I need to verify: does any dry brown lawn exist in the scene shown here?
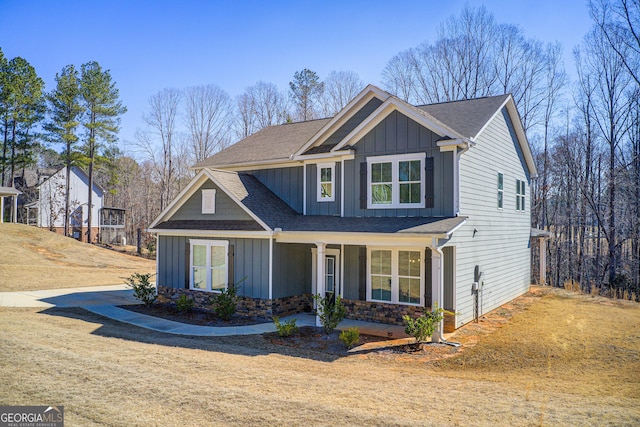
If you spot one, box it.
[0,223,155,291]
[1,287,639,426]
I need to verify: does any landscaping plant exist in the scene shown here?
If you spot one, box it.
[403,303,446,344]
[176,294,194,313]
[211,284,239,321]
[125,272,156,307]
[339,327,360,349]
[273,316,298,337]
[313,293,346,334]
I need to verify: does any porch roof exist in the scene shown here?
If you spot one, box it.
[280,215,467,235]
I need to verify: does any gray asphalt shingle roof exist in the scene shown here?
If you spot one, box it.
[416,94,510,139]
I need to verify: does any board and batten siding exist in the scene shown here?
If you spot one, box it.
[272,243,312,298]
[157,235,271,299]
[247,167,304,213]
[448,107,531,327]
[170,181,253,221]
[342,110,455,218]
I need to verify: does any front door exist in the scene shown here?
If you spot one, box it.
[325,255,337,298]
[311,248,341,303]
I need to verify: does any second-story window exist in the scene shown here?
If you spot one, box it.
[516,179,526,211]
[367,153,425,209]
[497,172,504,209]
[317,162,335,202]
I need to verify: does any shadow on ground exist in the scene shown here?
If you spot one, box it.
[39,306,346,363]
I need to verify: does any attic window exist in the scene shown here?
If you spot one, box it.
[202,189,216,214]
[317,162,335,202]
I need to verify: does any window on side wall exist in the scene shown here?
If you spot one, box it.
[317,162,335,202]
[516,179,526,212]
[190,240,228,292]
[497,172,504,209]
[368,247,423,306]
[367,153,425,209]
[202,189,216,214]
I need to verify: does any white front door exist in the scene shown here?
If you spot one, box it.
[312,248,341,299]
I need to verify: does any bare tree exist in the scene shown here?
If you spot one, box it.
[236,81,288,138]
[319,70,365,116]
[137,88,181,211]
[381,50,416,103]
[184,84,233,162]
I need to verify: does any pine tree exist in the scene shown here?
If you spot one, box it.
[79,61,126,243]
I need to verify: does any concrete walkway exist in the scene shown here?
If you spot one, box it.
[0,285,409,338]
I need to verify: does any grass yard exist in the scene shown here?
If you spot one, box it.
[1,288,639,426]
[0,223,155,291]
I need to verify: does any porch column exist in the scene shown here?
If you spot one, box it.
[12,195,18,223]
[0,197,4,223]
[539,237,546,285]
[315,242,326,327]
[431,244,444,343]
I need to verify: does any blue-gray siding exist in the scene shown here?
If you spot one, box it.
[247,167,304,213]
[342,111,454,217]
[272,243,312,298]
[158,235,270,299]
[171,181,253,221]
[305,162,341,216]
[320,97,384,147]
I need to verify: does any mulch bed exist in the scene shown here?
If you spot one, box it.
[122,303,270,327]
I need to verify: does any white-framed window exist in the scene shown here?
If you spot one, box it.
[367,247,424,306]
[516,179,526,212]
[497,172,504,209]
[317,162,335,202]
[202,189,216,214]
[189,239,228,292]
[367,153,425,209]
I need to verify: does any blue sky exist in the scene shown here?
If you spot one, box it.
[1,0,593,152]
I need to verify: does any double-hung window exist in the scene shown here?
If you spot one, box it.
[317,162,335,202]
[497,173,504,209]
[516,179,526,212]
[367,153,425,209]
[368,247,424,306]
[190,240,228,292]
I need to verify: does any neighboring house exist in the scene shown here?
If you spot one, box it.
[148,85,537,335]
[27,166,104,243]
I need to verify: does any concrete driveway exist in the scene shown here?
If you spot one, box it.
[0,284,138,308]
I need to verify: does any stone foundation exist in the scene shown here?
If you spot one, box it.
[157,286,313,319]
[342,299,428,325]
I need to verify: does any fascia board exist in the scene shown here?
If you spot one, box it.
[190,159,301,173]
[293,85,391,157]
[274,230,449,246]
[148,229,273,238]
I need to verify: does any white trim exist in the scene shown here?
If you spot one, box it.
[340,158,345,217]
[294,85,391,157]
[275,230,450,246]
[268,236,273,299]
[189,239,229,293]
[150,229,273,238]
[316,162,335,202]
[192,159,302,173]
[295,152,355,162]
[367,153,426,209]
[366,246,425,306]
[311,247,341,298]
[201,189,216,214]
[453,149,460,215]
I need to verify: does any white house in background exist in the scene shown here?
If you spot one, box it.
[27,166,103,242]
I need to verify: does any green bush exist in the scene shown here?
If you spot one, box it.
[176,294,194,313]
[273,316,298,337]
[211,285,239,321]
[125,272,156,307]
[403,304,446,344]
[339,327,360,349]
[313,293,346,334]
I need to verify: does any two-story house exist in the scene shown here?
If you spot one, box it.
[148,85,536,335]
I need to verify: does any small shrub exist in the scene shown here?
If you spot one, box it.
[339,327,360,349]
[403,304,446,344]
[176,294,194,313]
[211,285,239,321]
[313,293,346,334]
[273,316,298,337]
[125,272,156,307]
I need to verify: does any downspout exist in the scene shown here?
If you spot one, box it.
[431,241,445,343]
[269,230,277,300]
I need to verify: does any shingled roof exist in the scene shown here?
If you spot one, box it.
[194,118,331,169]
[416,94,510,140]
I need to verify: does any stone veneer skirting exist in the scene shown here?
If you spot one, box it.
[342,299,427,325]
[157,286,313,319]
